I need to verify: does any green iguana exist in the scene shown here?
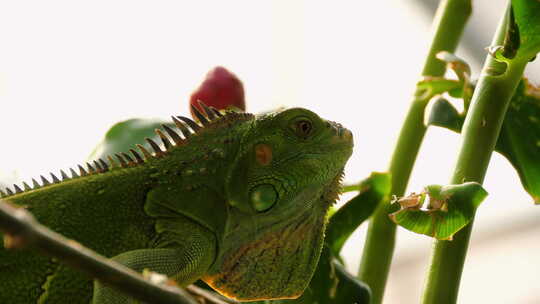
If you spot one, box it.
[0,103,353,303]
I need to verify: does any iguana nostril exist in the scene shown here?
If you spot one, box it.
[327,121,351,140]
[341,128,353,142]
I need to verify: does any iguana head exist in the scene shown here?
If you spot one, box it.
[204,108,353,301]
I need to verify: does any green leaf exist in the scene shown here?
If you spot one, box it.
[340,183,360,193]
[415,52,473,107]
[326,172,391,256]
[389,182,488,240]
[498,80,540,203]
[87,118,174,160]
[426,97,463,132]
[510,0,540,61]
[285,246,371,304]
[416,77,462,100]
[429,80,540,203]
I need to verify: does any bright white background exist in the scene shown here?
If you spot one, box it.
[0,1,539,303]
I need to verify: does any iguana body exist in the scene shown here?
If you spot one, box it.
[0,105,353,303]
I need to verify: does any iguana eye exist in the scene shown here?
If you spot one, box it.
[292,118,313,138]
[250,184,278,212]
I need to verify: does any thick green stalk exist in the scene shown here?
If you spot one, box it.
[357,1,471,303]
[421,6,528,303]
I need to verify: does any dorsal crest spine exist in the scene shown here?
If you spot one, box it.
[0,102,254,198]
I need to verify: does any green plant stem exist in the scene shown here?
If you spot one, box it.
[422,6,529,303]
[357,1,471,303]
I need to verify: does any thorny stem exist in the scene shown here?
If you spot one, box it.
[421,5,529,303]
[357,1,471,303]
[0,200,198,304]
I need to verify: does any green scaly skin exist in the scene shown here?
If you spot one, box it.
[0,106,353,303]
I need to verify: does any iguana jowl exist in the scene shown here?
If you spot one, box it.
[0,104,353,303]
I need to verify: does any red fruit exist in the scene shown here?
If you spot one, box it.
[190,66,246,119]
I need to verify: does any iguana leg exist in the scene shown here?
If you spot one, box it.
[93,230,216,303]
